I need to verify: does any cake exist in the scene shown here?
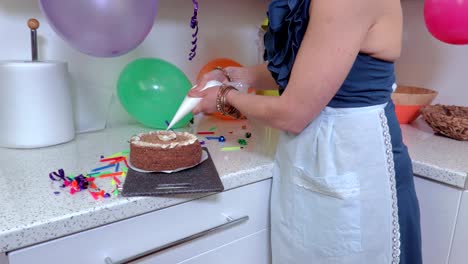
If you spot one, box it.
[129,130,202,171]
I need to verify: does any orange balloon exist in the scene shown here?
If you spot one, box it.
[196,58,243,81]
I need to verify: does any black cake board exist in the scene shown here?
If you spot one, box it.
[121,148,224,197]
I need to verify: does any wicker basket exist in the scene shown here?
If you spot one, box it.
[420,104,468,141]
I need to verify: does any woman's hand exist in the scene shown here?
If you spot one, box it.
[190,85,220,115]
[189,66,247,115]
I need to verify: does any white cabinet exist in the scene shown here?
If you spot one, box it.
[414,176,462,264]
[7,179,272,264]
[449,191,468,264]
[135,229,270,264]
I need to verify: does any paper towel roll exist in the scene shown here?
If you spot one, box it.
[0,60,75,148]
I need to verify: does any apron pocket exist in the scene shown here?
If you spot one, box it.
[293,168,360,199]
[293,168,363,257]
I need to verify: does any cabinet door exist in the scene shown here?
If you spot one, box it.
[0,253,7,264]
[8,180,271,264]
[132,229,270,264]
[414,176,462,264]
[449,191,468,264]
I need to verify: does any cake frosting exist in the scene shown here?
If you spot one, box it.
[130,131,198,149]
[129,130,202,171]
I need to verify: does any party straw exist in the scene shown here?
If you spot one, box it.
[197,131,215,135]
[91,164,115,172]
[97,172,123,178]
[221,146,242,151]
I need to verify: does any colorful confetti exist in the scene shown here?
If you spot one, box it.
[48,150,129,200]
[208,126,217,131]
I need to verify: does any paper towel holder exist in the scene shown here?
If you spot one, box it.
[27,18,40,61]
[0,18,76,149]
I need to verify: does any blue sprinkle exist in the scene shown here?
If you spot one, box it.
[53,191,60,195]
[218,136,226,142]
[206,136,220,140]
[165,120,174,131]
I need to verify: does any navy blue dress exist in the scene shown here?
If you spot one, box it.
[263,0,422,263]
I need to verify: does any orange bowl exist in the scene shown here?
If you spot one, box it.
[394,105,425,124]
[391,85,438,124]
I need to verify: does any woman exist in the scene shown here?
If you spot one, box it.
[189,0,422,263]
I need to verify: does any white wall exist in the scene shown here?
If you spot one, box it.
[2,0,465,134]
[0,0,269,133]
[396,0,468,107]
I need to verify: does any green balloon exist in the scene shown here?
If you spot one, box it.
[117,58,193,129]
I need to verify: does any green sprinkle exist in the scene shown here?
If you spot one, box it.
[238,139,247,146]
[209,126,217,131]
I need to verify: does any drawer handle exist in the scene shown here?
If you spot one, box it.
[104,215,249,264]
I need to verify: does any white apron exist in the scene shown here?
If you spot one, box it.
[270,103,400,264]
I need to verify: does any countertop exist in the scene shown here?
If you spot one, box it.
[0,117,279,253]
[1,116,467,254]
[401,118,468,189]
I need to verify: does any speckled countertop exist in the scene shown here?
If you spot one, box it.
[401,118,468,189]
[0,117,279,253]
[1,116,467,254]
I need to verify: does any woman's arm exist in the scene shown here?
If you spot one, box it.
[193,0,377,134]
[225,63,279,91]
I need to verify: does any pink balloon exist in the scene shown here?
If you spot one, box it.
[39,0,158,57]
[424,0,468,45]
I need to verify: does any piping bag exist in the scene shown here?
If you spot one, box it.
[166,80,223,130]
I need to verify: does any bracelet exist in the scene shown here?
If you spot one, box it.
[213,66,232,82]
[216,84,242,119]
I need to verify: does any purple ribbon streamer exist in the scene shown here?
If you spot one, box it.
[49,169,66,181]
[189,0,199,60]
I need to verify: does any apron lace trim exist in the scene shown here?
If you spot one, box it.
[379,110,401,264]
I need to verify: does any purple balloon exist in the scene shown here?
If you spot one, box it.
[39,0,158,57]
